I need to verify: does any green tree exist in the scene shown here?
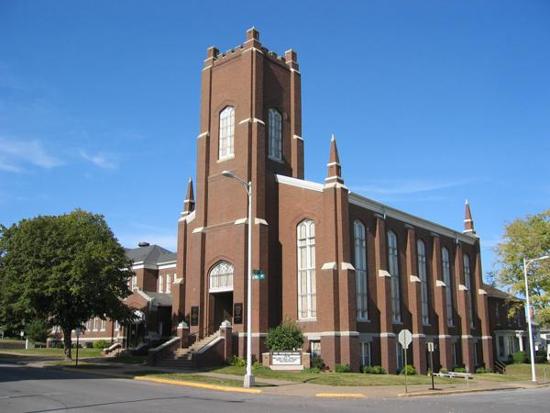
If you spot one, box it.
[496,209,550,326]
[0,209,134,358]
[25,319,49,343]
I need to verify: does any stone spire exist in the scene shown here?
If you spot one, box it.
[325,134,344,184]
[182,178,195,216]
[463,199,475,234]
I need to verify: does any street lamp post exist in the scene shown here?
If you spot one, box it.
[221,170,255,388]
[523,255,550,383]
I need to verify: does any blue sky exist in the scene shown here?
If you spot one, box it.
[1,1,549,281]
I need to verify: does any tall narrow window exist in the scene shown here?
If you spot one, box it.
[219,106,235,160]
[166,274,172,294]
[360,341,372,367]
[464,254,474,328]
[387,231,401,323]
[354,220,368,320]
[297,220,316,319]
[442,247,454,326]
[158,274,164,293]
[268,108,282,161]
[417,239,429,325]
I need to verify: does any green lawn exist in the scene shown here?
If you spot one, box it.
[212,365,455,386]
[0,348,103,358]
[475,363,550,383]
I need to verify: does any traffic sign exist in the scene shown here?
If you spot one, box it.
[427,342,435,353]
[398,329,412,349]
[252,269,265,280]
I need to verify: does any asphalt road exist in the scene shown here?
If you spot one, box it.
[1,360,549,413]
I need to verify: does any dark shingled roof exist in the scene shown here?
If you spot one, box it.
[125,244,176,266]
[484,284,521,301]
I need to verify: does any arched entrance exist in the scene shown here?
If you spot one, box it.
[208,261,234,334]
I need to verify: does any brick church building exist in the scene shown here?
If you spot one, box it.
[169,28,495,374]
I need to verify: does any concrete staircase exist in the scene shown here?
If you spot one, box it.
[155,331,220,369]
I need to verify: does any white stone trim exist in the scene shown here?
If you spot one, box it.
[412,334,426,338]
[341,262,355,271]
[242,47,264,55]
[197,336,224,354]
[481,336,492,340]
[158,263,176,270]
[461,335,474,339]
[438,334,452,339]
[275,174,323,192]
[137,289,153,302]
[459,284,468,291]
[478,288,487,295]
[239,118,251,125]
[410,275,421,283]
[293,134,303,141]
[290,68,301,74]
[253,118,265,125]
[192,227,205,233]
[326,162,340,167]
[436,280,446,287]
[380,332,396,338]
[349,192,477,245]
[323,181,349,191]
[378,269,391,278]
[237,332,268,338]
[255,218,268,226]
[321,262,337,270]
[234,218,247,225]
[197,131,209,139]
[201,65,213,71]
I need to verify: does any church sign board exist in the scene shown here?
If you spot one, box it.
[270,351,303,371]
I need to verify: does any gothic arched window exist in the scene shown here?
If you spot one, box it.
[297,219,316,319]
[219,106,235,160]
[387,230,401,323]
[442,247,454,326]
[417,239,429,325]
[268,108,282,161]
[354,220,368,320]
[209,261,234,292]
[464,254,474,327]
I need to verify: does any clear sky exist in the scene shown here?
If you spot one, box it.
[1,1,549,281]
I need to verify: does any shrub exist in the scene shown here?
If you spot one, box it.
[475,367,490,374]
[310,356,325,370]
[304,367,321,374]
[266,318,304,351]
[453,366,466,373]
[363,365,386,374]
[229,355,246,367]
[335,363,351,373]
[400,364,416,375]
[535,354,547,364]
[439,368,448,374]
[512,351,527,364]
[93,340,110,349]
[24,319,49,343]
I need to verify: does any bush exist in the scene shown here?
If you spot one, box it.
[439,368,448,374]
[400,364,416,375]
[475,367,490,374]
[24,319,49,343]
[304,367,321,373]
[363,365,386,374]
[512,351,527,364]
[453,366,466,373]
[266,318,304,351]
[229,355,246,367]
[535,354,547,364]
[93,340,110,349]
[311,356,325,370]
[335,364,351,373]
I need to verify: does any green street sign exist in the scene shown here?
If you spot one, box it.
[252,269,265,280]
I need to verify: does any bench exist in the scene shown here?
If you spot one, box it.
[437,371,473,380]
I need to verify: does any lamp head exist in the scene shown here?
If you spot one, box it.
[221,170,234,178]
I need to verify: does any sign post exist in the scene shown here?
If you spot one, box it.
[427,341,435,390]
[398,329,413,393]
[75,328,81,368]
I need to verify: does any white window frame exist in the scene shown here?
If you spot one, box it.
[417,239,429,326]
[166,274,172,294]
[219,106,235,160]
[360,341,372,368]
[100,318,106,332]
[209,261,234,293]
[130,274,137,291]
[158,274,164,293]
[442,247,454,327]
[387,231,401,323]
[354,220,368,320]
[463,254,474,328]
[297,219,316,320]
[268,108,282,161]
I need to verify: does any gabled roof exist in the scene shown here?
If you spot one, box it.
[484,284,522,301]
[125,244,176,266]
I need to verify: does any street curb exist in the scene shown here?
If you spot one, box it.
[134,376,262,394]
[60,367,261,394]
[397,385,523,398]
[316,393,366,399]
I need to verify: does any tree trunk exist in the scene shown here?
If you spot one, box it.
[63,327,72,359]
